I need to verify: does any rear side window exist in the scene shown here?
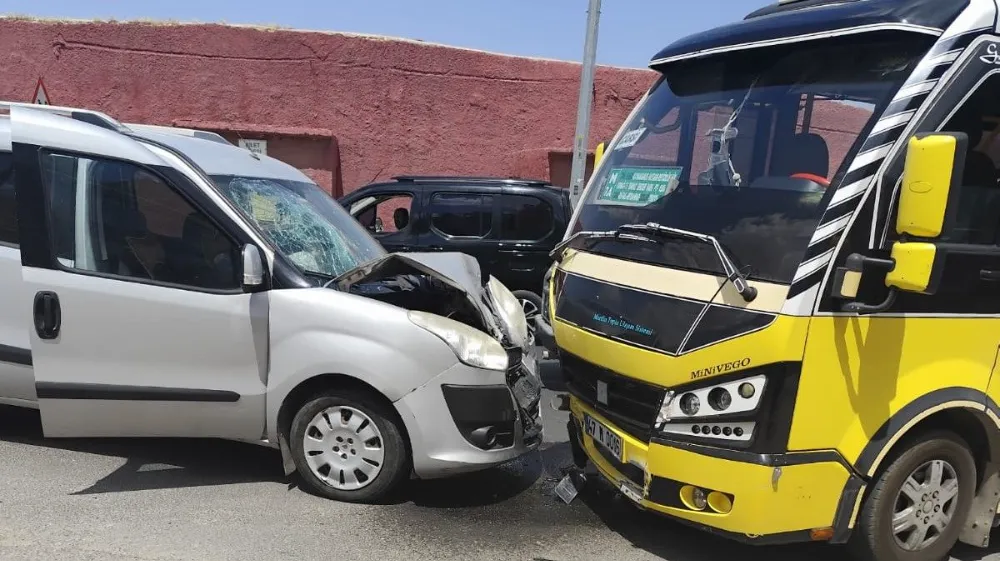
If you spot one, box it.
[500,194,554,241]
[430,192,493,238]
[0,151,15,245]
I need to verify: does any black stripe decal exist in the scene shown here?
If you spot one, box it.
[0,344,32,367]
[840,161,884,191]
[802,233,841,262]
[788,266,828,299]
[821,198,861,223]
[652,438,857,472]
[883,93,931,119]
[35,382,241,403]
[831,476,866,544]
[853,387,995,476]
[859,128,906,154]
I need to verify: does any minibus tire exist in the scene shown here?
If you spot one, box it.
[289,389,410,504]
[848,430,976,561]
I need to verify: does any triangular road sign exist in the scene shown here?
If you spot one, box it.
[31,78,50,105]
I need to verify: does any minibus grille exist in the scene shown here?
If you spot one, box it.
[561,352,664,442]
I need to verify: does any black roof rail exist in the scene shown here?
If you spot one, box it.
[392,175,552,186]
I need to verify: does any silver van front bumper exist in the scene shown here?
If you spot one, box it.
[393,348,543,479]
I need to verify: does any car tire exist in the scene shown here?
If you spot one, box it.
[289,388,410,504]
[848,430,976,561]
[513,290,543,322]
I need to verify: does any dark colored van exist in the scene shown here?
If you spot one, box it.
[340,176,571,335]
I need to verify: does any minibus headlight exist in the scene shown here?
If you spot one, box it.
[408,311,509,371]
[656,374,766,423]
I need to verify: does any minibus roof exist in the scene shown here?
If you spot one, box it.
[649,0,966,67]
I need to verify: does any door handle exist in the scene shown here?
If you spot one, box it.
[982,270,1000,282]
[33,291,61,340]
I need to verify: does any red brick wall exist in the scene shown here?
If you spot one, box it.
[0,18,656,195]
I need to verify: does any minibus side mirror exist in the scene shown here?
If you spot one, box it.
[895,132,967,239]
[241,244,268,293]
[830,132,966,314]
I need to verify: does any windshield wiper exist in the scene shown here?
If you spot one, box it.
[618,223,757,302]
[549,229,660,261]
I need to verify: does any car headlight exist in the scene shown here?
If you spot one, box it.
[408,311,509,371]
[654,374,766,441]
[486,276,528,347]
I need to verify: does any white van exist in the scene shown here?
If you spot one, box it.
[0,104,542,502]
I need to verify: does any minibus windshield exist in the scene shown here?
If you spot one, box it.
[213,175,387,281]
[569,33,934,284]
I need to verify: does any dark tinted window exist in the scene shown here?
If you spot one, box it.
[41,152,240,290]
[0,151,15,245]
[931,74,1000,245]
[430,193,493,238]
[500,194,554,241]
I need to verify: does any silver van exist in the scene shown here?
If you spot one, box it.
[0,104,542,502]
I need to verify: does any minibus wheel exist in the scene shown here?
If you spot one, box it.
[289,388,410,503]
[849,430,976,561]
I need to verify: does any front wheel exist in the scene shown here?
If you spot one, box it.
[289,389,410,503]
[849,431,976,561]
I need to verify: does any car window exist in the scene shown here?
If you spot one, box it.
[40,152,241,290]
[0,151,15,245]
[430,192,493,238]
[500,194,554,241]
[356,194,413,235]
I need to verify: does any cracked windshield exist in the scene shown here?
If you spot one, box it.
[214,175,385,280]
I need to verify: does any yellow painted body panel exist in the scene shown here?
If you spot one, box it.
[549,249,1000,539]
[793,316,995,472]
[572,400,851,536]
[553,315,808,388]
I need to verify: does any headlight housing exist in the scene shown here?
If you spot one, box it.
[408,311,509,371]
[486,276,529,347]
[655,374,767,442]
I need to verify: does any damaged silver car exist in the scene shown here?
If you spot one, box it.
[0,103,542,503]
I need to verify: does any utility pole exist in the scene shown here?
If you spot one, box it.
[568,0,601,210]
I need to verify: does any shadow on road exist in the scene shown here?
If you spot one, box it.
[7,399,1000,561]
[0,405,542,508]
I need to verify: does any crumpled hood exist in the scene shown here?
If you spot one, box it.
[334,252,503,337]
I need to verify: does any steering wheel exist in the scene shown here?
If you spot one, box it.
[790,173,831,188]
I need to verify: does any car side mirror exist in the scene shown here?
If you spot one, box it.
[241,244,268,292]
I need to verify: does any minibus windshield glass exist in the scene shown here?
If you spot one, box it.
[213,175,387,280]
[569,33,933,284]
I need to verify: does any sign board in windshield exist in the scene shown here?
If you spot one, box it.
[596,166,681,206]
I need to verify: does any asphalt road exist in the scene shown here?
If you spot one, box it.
[2,362,1000,561]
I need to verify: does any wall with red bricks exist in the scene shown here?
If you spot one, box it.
[0,17,656,196]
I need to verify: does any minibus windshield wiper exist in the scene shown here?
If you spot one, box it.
[618,223,757,302]
[549,229,660,261]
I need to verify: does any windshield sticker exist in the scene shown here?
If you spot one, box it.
[597,166,682,206]
[613,127,647,151]
[250,192,278,224]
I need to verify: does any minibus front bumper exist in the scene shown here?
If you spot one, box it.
[568,398,864,545]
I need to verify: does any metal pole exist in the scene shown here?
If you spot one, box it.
[568,0,601,209]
